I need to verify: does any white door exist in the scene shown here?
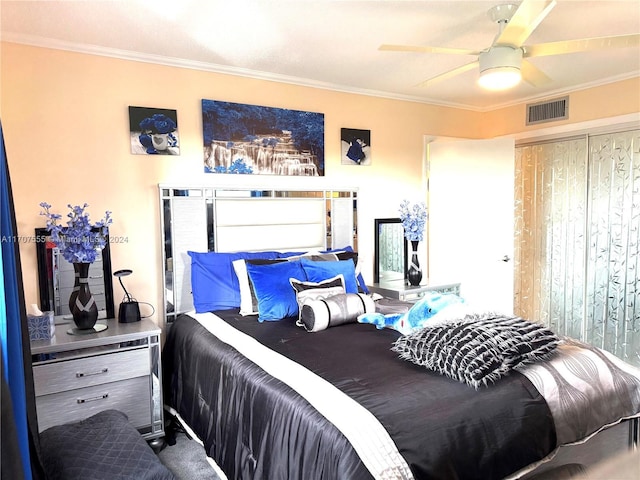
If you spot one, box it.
[428,138,514,313]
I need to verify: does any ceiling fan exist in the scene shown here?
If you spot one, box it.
[379,0,640,90]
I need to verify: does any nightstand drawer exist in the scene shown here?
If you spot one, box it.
[33,348,149,396]
[36,376,151,432]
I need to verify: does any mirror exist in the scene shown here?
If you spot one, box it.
[35,227,115,319]
[374,218,407,284]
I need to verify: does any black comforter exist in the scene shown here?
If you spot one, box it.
[163,311,556,480]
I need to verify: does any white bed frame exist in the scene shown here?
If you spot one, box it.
[158,183,638,479]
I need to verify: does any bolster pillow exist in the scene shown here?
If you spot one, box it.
[299,293,375,332]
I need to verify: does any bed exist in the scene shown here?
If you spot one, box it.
[163,310,640,479]
[159,186,640,480]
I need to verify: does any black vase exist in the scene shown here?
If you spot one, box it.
[69,262,98,329]
[407,240,422,286]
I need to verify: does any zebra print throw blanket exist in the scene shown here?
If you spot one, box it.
[392,313,560,389]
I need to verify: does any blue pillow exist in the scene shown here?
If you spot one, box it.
[277,246,369,294]
[246,260,306,321]
[188,251,281,313]
[325,247,369,294]
[300,258,359,294]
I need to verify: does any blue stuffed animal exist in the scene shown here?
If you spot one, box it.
[358,291,464,334]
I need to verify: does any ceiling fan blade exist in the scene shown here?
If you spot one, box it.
[415,60,479,88]
[524,33,640,57]
[521,59,552,86]
[495,0,557,47]
[379,44,480,56]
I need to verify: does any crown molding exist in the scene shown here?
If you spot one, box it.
[2,32,638,113]
[1,33,460,107]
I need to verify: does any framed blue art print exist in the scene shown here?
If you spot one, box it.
[202,99,324,176]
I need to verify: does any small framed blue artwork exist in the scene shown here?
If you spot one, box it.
[202,99,325,176]
[129,106,179,155]
[341,128,371,166]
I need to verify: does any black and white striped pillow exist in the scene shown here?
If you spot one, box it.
[298,293,375,332]
[290,275,346,321]
[392,313,560,389]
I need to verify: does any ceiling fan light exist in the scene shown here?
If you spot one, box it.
[478,67,522,90]
[478,46,523,90]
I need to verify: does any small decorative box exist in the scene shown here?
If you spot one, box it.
[27,311,55,341]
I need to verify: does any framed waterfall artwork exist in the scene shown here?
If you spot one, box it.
[341,128,371,166]
[202,99,325,176]
[129,106,180,155]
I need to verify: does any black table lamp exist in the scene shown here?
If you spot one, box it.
[114,269,140,323]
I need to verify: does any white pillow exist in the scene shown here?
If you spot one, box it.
[233,258,287,315]
[232,259,257,315]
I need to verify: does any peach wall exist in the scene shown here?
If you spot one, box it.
[2,42,638,329]
[482,77,640,138]
[0,42,483,327]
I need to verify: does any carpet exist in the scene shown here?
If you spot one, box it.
[157,431,222,480]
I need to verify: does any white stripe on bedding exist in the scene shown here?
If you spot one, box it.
[192,311,414,480]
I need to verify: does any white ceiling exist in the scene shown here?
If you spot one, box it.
[1,0,639,111]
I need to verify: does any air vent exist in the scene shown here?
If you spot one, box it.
[526,96,569,125]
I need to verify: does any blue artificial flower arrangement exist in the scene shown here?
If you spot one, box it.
[399,200,427,242]
[39,202,113,263]
[138,113,177,154]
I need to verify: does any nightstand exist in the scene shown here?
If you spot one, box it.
[30,318,164,440]
[368,279,461,301]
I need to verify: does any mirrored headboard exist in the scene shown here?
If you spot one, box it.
[159,185,358,324]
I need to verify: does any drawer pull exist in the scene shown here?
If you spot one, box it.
[76,368,108,378]
[77,393,108,404]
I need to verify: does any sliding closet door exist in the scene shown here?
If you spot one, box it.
[585,131,640,362]
[514,137,589,336]
[515,129,640,366]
